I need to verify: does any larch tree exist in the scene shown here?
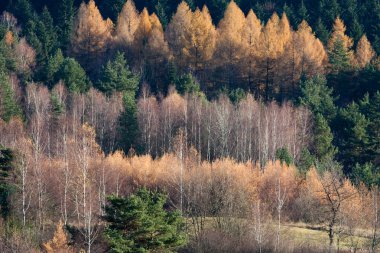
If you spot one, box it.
[294,21,327,80]
[188,6,216,77]
[258,13,282,100]
[213,0,246,88]
[165,1,193,73]
[276,13,293,98]
[115,0,140,46]
[146,13,170,84]
[72,0,113,72]
[242,10,262,90]
[132,8,151,69]
[355,34,376,69]
[132,8,169,81]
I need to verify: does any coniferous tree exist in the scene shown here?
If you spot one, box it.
[56,58,90,93]
[298,75,336,122]
[118,92,140,154]
[104,188,186,253]
[43,48,64,87]
[314,18,329,45]
[334,102,369,170]
[355,35,376,69]
[72,0,113,73]
[57,0,75,52]
[0,72,22,122]
[296,0,309,25]
[328,17,354,72]
[313,113,337,161]
[0,146,14,219]
[242,9,262,90]
[115,0,140,46]
[213,0,246,89]
[360,92,380,163]
[98,52,139,96]
[165,1,193,72]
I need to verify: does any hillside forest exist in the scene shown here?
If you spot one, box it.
[0,0,380,252]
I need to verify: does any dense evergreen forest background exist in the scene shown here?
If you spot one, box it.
[0,0,379,252]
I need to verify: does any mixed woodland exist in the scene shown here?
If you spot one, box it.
[0,0,379,252]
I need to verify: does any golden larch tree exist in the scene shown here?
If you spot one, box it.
[257,13,283,99]
[72,0,113,70]
[242,10,262,89]
[43,220,72,253]
[115,0,140,45]
[146,13,170,82]
[165,1,193,72]
[188,6,216,75]
[355,34,376,69]
[213,0,247,87]
[132,9,169,81]
[294,21,327,78]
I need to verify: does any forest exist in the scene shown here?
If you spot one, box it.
[0,0,379,252]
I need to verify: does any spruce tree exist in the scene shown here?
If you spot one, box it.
[298,75,336,122]
[314,18,329,45]
[118,92,140,154]
[57,0,74,52]
[334,103,369,170]
[104,188,186,253]
[0,72,22,122]
[0,146,15,220]
[56,58,90,93]
[329,38,352,73]
[98,52,139,96]
[313,113,337,161]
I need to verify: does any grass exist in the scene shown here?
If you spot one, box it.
[185,217,372,251]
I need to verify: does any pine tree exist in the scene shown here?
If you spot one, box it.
[360,92,380,163]
[355,34,375,69]
[99,0,126,23]
[296,0,309,25]
[116,0,140,46]
[57,0,74,52]
[298,75,336,122]
[313,113,337,161]
[56,58,90,93]
[38,7,58,64]
[0,146,14,219]
[328,17,354,72]
[0,72,22,122]
[315,18,329,45]
[155,0,168,28]
[335,102,369,169]
[118,92,140,154]
[98,52,139,96]
[104,188,186,253]
[320,0,340,27]
[43,48,64,87]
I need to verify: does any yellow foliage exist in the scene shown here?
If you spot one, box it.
[116,0,140,44]
[5,31,14,46]
[43,220,72,253]
[72,0,113,54]
[355,34,375,68]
